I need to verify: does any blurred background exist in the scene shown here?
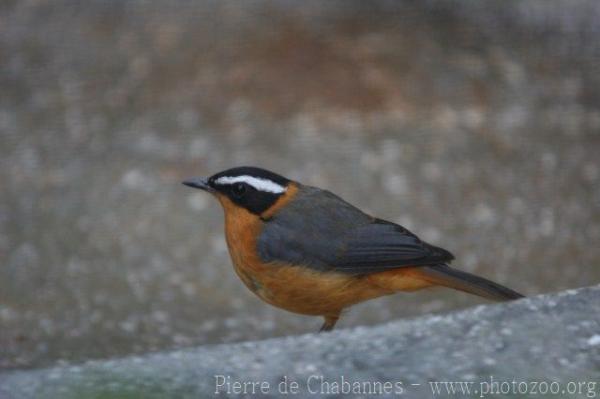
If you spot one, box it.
[1,0,599,370]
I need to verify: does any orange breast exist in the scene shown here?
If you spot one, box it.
[216,183,302,288]
[216,194,267,294]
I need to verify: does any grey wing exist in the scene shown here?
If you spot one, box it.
[257,186,454,274]
[328,219,454,274]
[257,186,373,271]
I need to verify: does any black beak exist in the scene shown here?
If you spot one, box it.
[182,177,214,192]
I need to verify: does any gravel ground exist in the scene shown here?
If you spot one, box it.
[2,286,600,398]
[1,0,600,369]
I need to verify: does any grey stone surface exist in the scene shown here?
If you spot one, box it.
[2,286,600,398]
[2,0,600,370]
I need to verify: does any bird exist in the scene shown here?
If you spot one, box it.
[183,166,523,332]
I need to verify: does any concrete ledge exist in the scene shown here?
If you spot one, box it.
[2,286,600,398]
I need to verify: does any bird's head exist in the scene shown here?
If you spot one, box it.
[183,166,294,217]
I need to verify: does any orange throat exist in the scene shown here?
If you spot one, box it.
[214,183,299,294]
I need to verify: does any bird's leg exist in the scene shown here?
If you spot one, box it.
[319,315,339,333]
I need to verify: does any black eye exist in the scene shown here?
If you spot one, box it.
[231,183,246,198]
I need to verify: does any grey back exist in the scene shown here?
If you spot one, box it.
[257,185,373,272]
[257,184,454,274]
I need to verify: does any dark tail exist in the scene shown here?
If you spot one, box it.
[419,265,524,301]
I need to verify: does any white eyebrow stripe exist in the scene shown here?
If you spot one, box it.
[214,175,287,194]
